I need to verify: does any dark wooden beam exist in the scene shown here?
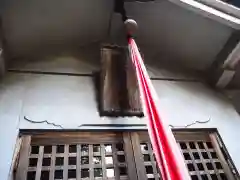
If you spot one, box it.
[206,30,240,88]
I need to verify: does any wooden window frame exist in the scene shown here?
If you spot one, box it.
[98,45,143,117]
[15,132,138,180]
[13,130,239,180]
[130,130,239,180]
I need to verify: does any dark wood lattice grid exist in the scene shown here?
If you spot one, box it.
[14,131,238,180]
[176,135,231,180]
[16,132,137,180]
[139,142,161,180]
[132,131,237,180]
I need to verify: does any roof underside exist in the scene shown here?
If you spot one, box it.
[1,0,237,71]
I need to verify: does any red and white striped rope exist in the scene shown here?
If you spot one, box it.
[128,38,190,180]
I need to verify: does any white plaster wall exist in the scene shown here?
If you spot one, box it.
[0,74,28,180]
[1,71,240,178]
[19,74,145,129]
[152,80,240,172]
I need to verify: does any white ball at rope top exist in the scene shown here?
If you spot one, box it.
[124,19,138,36]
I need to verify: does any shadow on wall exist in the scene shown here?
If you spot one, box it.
[8,43,102,74]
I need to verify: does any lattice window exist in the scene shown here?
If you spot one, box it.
[178,139,225,179]
[139,142,160,180]
[131,131,238,180]
[13,131,239,180]
[15,132,137,180]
